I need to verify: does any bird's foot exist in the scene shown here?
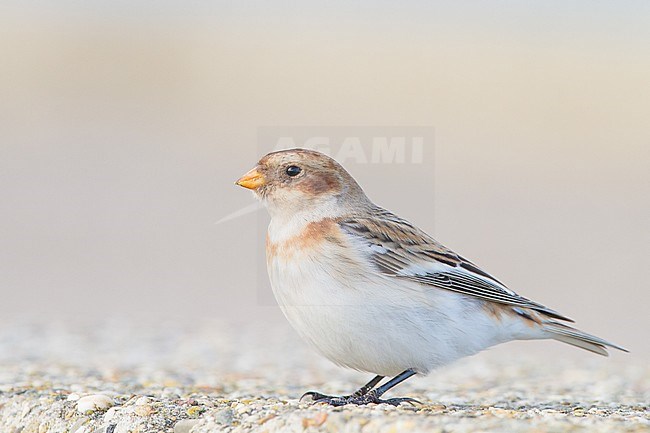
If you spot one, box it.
[300,390,420,407]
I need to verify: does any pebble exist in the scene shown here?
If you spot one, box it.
[0,321,647,433]
[174,419,200,433]
[213,408,235,425]
[301,412,328,428]
[103,407,118,423]
[134,396,152,406]
[77,395,114,414]
[69,417,89,433]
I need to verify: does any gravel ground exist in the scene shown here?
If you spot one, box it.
[0,319,647,433]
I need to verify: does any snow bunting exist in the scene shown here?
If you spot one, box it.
[236,148,626,406]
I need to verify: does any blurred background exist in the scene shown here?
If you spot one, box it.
[0,0,648,369]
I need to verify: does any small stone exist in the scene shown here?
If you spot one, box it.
[67,393,81,401]
[134,404,154,416]
[135,396,152,406]
[213,408,234,425]
[234,403,250,414]
[258,414,277,424]
[77,395,114,414]
[69,417,89,433]
[103,407,118,423]
[489,408,513,418]
[173,419,199,433]
[301,412,328,428]
[186,406,203,417]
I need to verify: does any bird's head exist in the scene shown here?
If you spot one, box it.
[236,148,369,220]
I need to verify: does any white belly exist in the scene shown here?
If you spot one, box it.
[267,247,533,376]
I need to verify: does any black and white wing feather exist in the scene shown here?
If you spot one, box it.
[338,210,573,322]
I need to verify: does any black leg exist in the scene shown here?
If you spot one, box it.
[300,375,384,404]
[371,370,416,397]
[301,370,420,407]
[352,375,384,397]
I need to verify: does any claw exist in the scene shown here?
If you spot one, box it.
[299,391,333,403]
[380,397,422,406]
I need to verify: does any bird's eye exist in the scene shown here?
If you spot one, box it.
[285,165,302,177]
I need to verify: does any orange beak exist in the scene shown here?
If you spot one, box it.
[235,167,266,190]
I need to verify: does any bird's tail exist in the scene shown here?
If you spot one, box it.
[543,321,628,356]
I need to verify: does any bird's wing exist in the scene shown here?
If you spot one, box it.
[338,211,573,322]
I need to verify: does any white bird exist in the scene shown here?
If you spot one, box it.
[236,148,627,405]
